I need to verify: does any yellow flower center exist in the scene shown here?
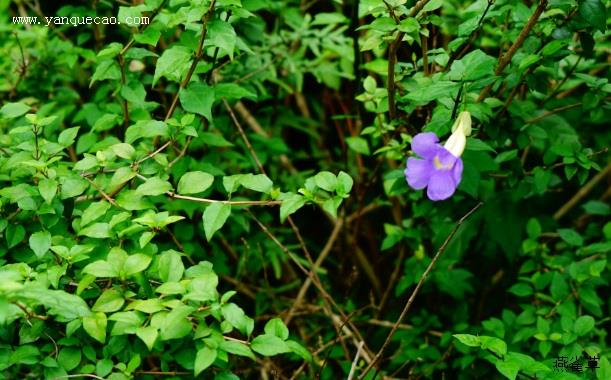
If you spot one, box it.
[433,156,452,170]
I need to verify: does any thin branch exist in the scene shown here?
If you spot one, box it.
[348,341,365,380]
[478,0,548,101]
[223,97,266,174]
[357,202,483,379]
[553,161,611,220]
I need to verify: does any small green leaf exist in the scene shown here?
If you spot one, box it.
[558,228,583,247]
[136,177,172,196]
[453,334,481,347]
[203,203,231,241]
[158,250,185,282]
[124,254,152,276]
[153,45,192,85]
[346,136,370,155]
[83,260,118,278]
[314,171,337,192]
[81,201,111,227]
[251,334,291,356]
[574,315,595,336]
[177,171,214,195]
[264,318,289,340]
[279,193,306,222]
[579,0,606,32]
[92,289,124,313]
[83,312,107,343]
[136,326,158,351]
[219,341,255,360]
[29,231,51,258]
[1,102,30,118]
[179,82,215,122]
[480,336,507,357]
[38,179,58,204]
[240,174,273,193]
[58,127,80,146]
[194,346,217,375]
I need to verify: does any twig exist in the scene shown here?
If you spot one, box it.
[524,102,582,125]
[478,0,548,101]
[222,97,266,173]
[83,177,118,207]
[553,161,611,220]
[284,219,344,325]
[348,341,365,380]
[357,202,483,379]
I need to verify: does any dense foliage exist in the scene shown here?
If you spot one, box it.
[1,0,610,379]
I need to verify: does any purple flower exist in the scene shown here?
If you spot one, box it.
[405,132,464,201]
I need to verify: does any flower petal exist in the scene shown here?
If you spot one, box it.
[427,171,457,201]
[411,132,439,159]
[452,157,463,185]
[405,157,432,190]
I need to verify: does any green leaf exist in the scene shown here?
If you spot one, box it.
[508,283,532,297]
[558,228,583,247]
[597,356,611,380]
[29,231,51,258]
[449,49,496,81]
[495,357,521,380]
[179,82,215,122]
[194,346,217,375]
[58,127,80,146]
[38,179,58,204]
[453,334,481,347]
[240,174,273,193]
[574,315,595,336]
[346,136,370,155]
[1,102,30,118]
[125,120,168,144]
[264,318,289,340]
[314,171,337,192]
[92,289,124,313]
[203,203,231,241]
[219,341,255,360]
[177,171,214,195]
[83,312,107,343]
[279,193,306,222]
[158,250,185,282]
[111,143,136,159]
[480,336,507,357]
[160,305,194,340]
[79,223,112,239]
[153,45,192,85]
[579,0,606,32]
[221,303,254,336]
[6,224,26,248]
[81,201,111,227]
[136,177,172,196]
[214,83,257,101]
[251,334,291,356]
[124,254,152,276]
[207,20,237,58]
[136,326,158,351]
[58,347,81,371]
[336,171,354,195]
[83,260,118,278]
[286,340,312,362]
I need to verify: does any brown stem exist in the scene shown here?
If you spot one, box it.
[357,202,483,379]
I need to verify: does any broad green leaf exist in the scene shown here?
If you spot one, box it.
[136,177,172,196]
[207,20,237,58]
[58,127,80,146]
[203,203,231,241]
[480,336,507,357]
[558,228,583,247]
[574,315,595,336]
[194,346,217,375]
[158,250,185,282]
[279,193,306,222]
[179,82,215,121]
[57,347,81,371]
[240,174,273,193]
[38,179,58,204]
[160,305,195,340]
[264,318,289,340]
[83,260,118,278]
[124,254,152,276]
[136,326,158,351]
[346,136,370,155]
[153,45,192,85]
[219,341,255,360]
[81,201,111,227]
[251,334,291,356]
[453,334,481,347]
[83,312,107,343]
[177,171,214,195]
[221,303,254,336]
[449,49,496,80]
[1,102,30,118]
[29,231,51,258]
[125,120,168,144]
[92,289,124,313]
[314,171,337,192]
[79,223,112,239]
[579,0,606,32]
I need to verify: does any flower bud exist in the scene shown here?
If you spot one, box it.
[451,111,472,136]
